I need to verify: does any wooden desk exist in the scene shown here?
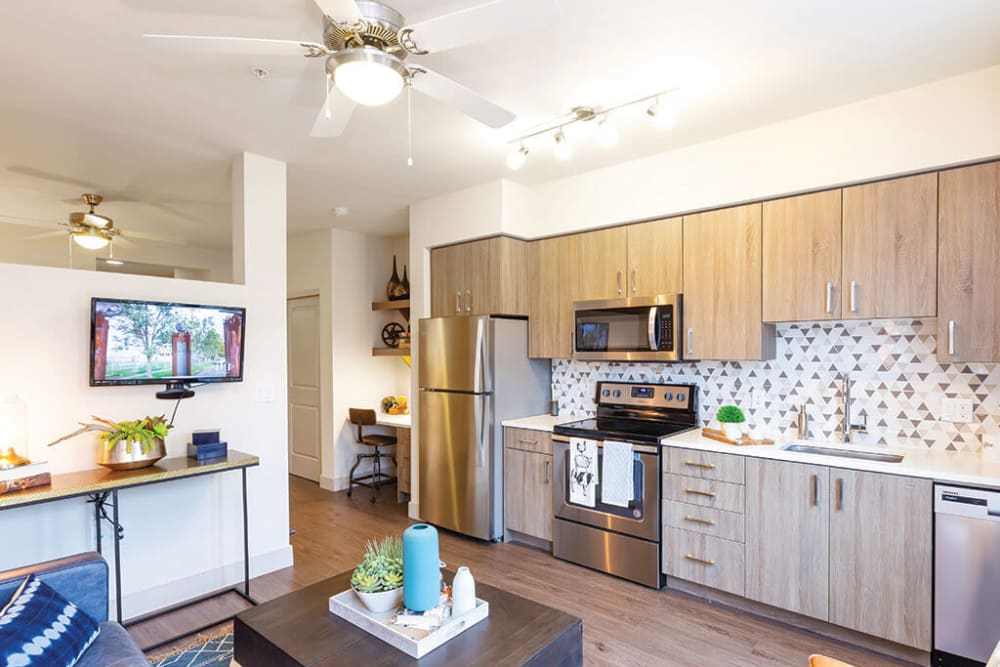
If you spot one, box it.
[0,451,259,650]
[234,569,583,666]
[375,412,411,500]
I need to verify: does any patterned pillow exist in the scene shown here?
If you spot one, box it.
[0,575,101,667]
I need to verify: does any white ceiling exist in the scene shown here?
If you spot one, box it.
[1,0,999,249]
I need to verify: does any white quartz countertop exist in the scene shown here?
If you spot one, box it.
[375,412,411,428]
[501,414,582,432]
[663,430,1000,489]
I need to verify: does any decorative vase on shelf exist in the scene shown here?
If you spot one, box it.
[452,566,476,617]
[402,523,441,612]
[99,437,166,471]
[386,256,407,301]
[401,264,410,297]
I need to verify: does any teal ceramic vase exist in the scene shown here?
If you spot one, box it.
[402,523,440,612]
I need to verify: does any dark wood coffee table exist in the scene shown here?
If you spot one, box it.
[234,570,582,666]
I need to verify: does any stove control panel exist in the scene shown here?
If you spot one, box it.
[596,381,696,411]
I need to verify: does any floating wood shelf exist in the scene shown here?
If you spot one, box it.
[371,300,410,311]
[372,347,411,357]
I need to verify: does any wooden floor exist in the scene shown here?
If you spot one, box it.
[137,476,914,666]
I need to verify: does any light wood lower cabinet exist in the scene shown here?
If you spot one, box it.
[663,527,745,596]
[396,428,411,496]
[503,428,553,542]
[745,459,831,621]
[828,469,932,650]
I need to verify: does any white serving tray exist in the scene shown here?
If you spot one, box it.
[328,590,489,659]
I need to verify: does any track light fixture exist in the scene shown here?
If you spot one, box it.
[504,87,681,169]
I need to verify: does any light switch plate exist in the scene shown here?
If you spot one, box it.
[256,383,276,403]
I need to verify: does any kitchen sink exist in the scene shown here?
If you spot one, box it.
[780,442,904,463]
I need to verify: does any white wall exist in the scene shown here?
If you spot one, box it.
[0,152,291,617]
[287,228,410,491]
[406,63,1000,518]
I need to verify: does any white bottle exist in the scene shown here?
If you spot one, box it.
[451,566,476,617]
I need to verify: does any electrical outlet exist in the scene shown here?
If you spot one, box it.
[941,398,974,423]
[750,388,763,410]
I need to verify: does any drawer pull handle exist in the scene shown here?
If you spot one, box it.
[684,461,715,470]
[685,488,716,498]
[683,515,716,526]
[684,554,716,566]
[519,439,538,445]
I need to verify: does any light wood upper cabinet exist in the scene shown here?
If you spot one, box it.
[828,470,932,650]
[529,234,580,358]
[576,227,628,300]
[938,162,1000,362]
[842,173,937,319]
[429,236,529,318]
[745,458,830,621]
[503,428,553,542]
[626,217,683,296]
[683,203,775,360]
[763,190,843,322]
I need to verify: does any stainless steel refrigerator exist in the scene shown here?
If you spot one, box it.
[418,316,551,541]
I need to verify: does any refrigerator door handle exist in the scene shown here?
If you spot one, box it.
[476,397,486,468]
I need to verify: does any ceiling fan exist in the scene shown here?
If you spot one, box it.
[144,0,557,138]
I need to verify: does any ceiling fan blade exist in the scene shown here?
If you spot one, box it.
[25,230,69,241]
[310,87,356,138]
[143,34,325,57]
[122,230,188,247]
[313,0,362,24]
[410,68,515,128]
[401,0,557,55]
[0,214,63,229]
[110,237,136,248]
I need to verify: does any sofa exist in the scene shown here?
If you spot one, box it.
[0,552,150,666]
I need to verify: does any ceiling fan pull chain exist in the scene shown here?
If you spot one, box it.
[406,80,413,167]
[68,234,73,270]
[325,73,332,119]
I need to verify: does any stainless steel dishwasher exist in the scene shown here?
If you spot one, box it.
[934,485,1000,666]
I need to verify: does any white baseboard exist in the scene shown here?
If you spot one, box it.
[121,544,294,618]
[408,500,419,520]
[319,475,336,491]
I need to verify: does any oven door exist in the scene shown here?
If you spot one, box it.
[552,436,660,541]
[573,295,681,362]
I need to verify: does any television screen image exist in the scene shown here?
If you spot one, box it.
[91,298,246,386]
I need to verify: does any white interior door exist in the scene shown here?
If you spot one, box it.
[287,295,322,481]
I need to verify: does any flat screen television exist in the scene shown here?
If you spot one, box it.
[90,297,246,396]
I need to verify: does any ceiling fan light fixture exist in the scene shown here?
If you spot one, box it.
[327,48,406,107]
[72,229,110,250]
[553,130,572,161]
[506,143,529,171]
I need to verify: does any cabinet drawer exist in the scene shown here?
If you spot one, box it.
[665,447,745,484]
[663,527,745,596]
[504,427,553,455]
[663,500,745,543]
[664,474,745,513]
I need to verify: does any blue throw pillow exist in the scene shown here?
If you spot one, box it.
[0,574,101,667]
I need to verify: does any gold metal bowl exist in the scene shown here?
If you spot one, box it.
[98,438,166,471]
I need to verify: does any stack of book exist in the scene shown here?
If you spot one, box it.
[187,429,228,462]
[0,461,51,496]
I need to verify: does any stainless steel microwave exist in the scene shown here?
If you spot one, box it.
[573,295,682,361]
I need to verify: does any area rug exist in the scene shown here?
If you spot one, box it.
[150,631,237,667]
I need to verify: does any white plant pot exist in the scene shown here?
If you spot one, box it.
[723,422,744,441]
[353,586,403,613]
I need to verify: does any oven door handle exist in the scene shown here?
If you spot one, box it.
[647,307,659,351]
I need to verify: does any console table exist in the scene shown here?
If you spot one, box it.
[0,451,260,650]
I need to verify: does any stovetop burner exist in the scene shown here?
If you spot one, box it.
[553,381,699,444]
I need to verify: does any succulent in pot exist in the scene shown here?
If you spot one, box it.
[351,536,404,613]
[47,415,173,470]
[716,405,746,441]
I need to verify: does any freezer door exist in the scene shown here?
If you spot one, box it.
[418,316,492,393]
[418,390,496,540]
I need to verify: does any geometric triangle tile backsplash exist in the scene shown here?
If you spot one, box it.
[552,319,999,451]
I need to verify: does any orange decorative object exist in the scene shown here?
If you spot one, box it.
[809,655,856,667]
[0,447,30,470]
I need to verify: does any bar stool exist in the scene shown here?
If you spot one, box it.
[347,408,398,503]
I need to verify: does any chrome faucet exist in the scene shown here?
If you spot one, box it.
[842,375,868,443]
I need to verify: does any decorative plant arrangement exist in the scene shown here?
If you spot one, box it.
[48,415,173,470]
[352,536,404,613]
[716,405,746,441]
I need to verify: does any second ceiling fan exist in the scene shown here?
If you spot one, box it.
[146,0,557,138]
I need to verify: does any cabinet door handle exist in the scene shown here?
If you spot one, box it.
[826,282,834,314]
[465,289,471,313]
[631,268,637,294]
[684,461,715,470]
[687,328,694,356]
[455,291,461,314]
[683,515,716,526]
[685,487,716,498]
[684,554,716,566]
[617,270,623,295]
[544,460,550,484]
[518,439,538,445]
[948,320,956,356]
[849,280,858,313]
[835,477,843,511]
[809,474,818,507]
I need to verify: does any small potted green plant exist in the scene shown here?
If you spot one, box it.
[47,415,172,470]
[716,405,746,441]
[351,536,404,613]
